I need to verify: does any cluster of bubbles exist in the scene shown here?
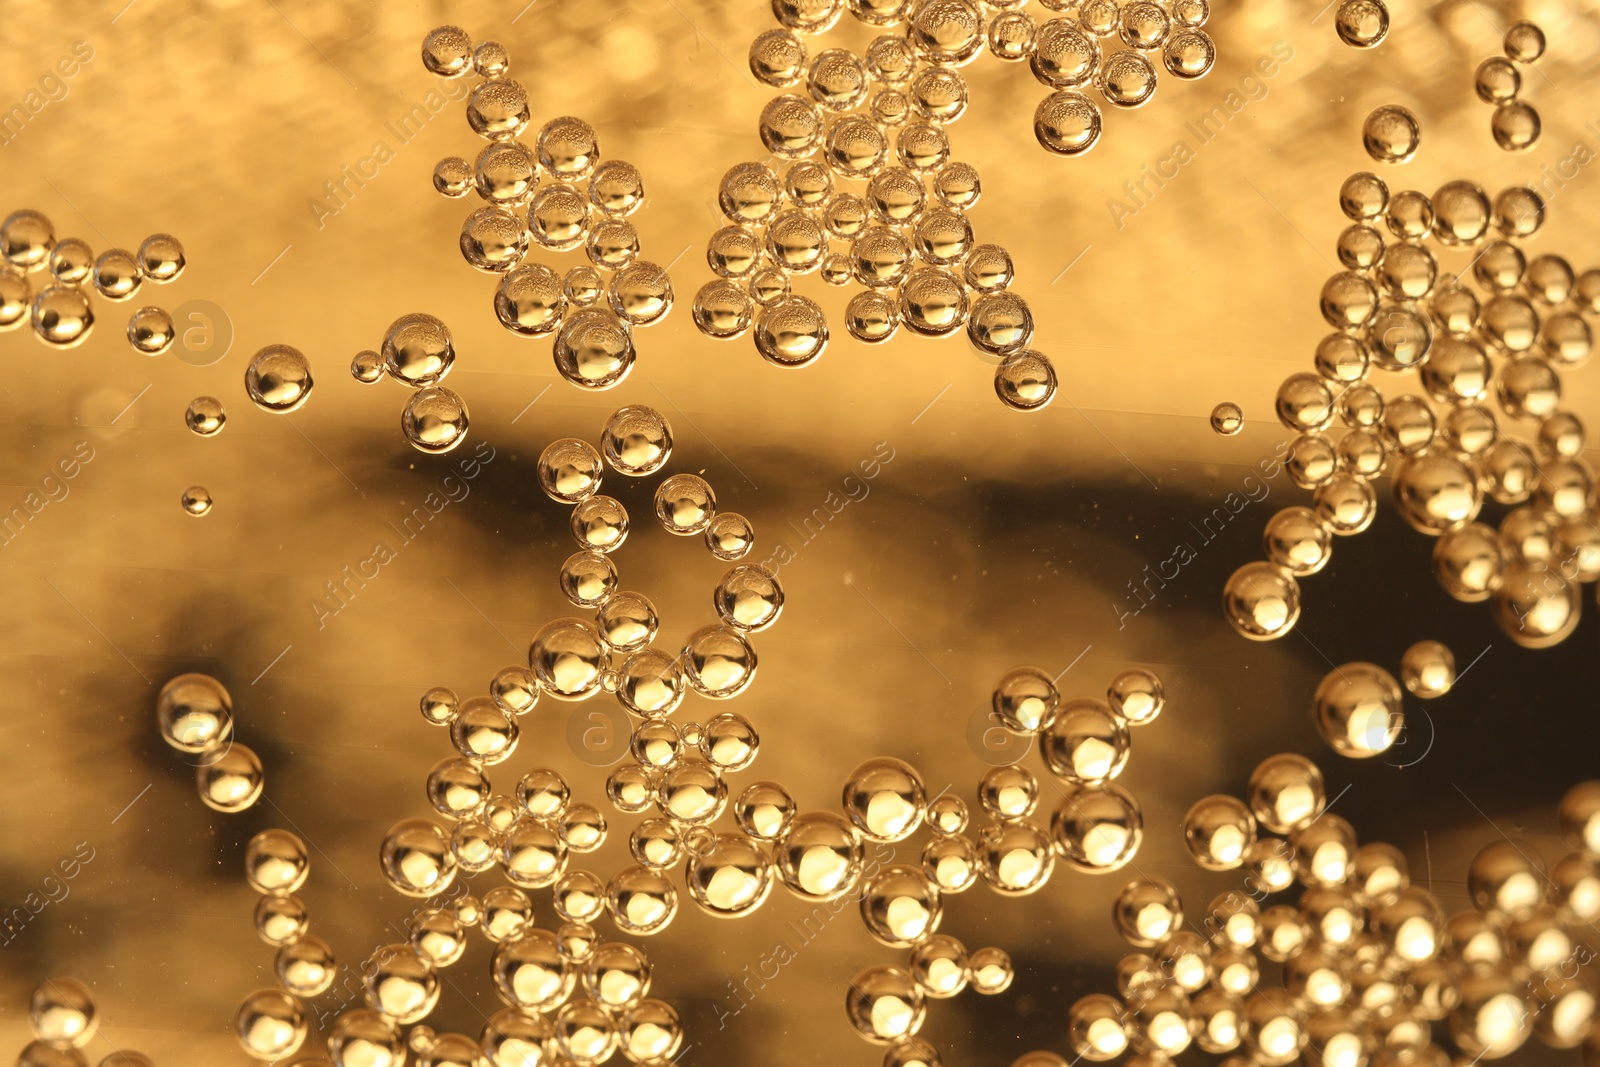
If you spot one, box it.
[154,672,265,813]
[844,664,1168,1063]
[1033,764,1600,1067]
[1333,0,1389,49]
[231,829,332,1060]
[688,2,1106,412]
[1219,163,1600,653]
[421,26,669,394]
[15,977,160,1067]
[1301,645,1459,763]
[350,313,471,455]
[1474,22,1546,155]
[0,209,185,353]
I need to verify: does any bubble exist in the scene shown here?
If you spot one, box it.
[454,206,524,272]
[1154,27,1211,77]
[1491,101,1540,152]
[502,820,571,889]
[466,78,531,140]
[1067,994,1130,1061]
[1259,505,1329,576]
[1031,20,1100,87]
[986,667,1057,735]
[272,934,335,997]
[676,625,754,699]
[1504,20,1546,62]
[28,978,96,1048]
[1391,449,1480,535]
[972,819,1049,902]
[1383,190,1433,240]
[1050,782,1143,871]
[1363,104,1423,164]
[1312,663,1403,759]
[1493,563,1581,647]
[1039,697,1130,784]
[1336,428,1385,479]
[0,265,30,331]
[379,818,457,898]
[707,564,780,633]
[773,810,863,900]
[235,989,307,1059]
[253,893,308,947]
[399,386,469,456]
[529,618,609,700]
[1333,176,1386,227]
[531,439,602,505]
[417,24,473,75]
[989,10,1038,60]
[1097,49,1158,107]
[1113,876,1184,946]
[553,308,635,389]
[155,672,234,754]
[751,294,828,367]
[693,280,755,340]
[472,142,538,208]
[384,314,455,384]
[959,245,1014,294]
[605,260,671,326]
[1448,963,1535,1060]
[993,350,1057,411]
[907,0,985,64]
[592,591,656,654]
[1334,224,1382,271]
[1221,561,1301,640]
[1,209,56,271]
[606,865,679,935]
[535,273,591,320]
[673,833,768,918]
[1184,795,1257,870]
[536,116,600,182]
[846,965,926,1043]
[897,121,951,171]
[242,829,308,896]
[450,696,520,765]
[526,184,591,254]
[806,47,870,113]
[30,284,95,347]
[612,648,681,717]
[554,551,615,611]
[1335,0,1389,46]
[1313,275,1376,334]
[775,0,845,32]
[490,273,567,342]
[966,947,1014,996]
[759,93,826,159]
[196,742,263,812]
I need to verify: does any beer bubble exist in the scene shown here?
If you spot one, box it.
[2,209,55,269]
[1336,0,1389,47]
[197,742,263,811]
[694,280,754,339]
[467,79,532,140]
[996,350,1057,410]
[1098,50,1158,108]
[1503,20,1546,63]
[31,285,94,348]
[1314,663,1403,758]
[235,989,306,1059]
[1222,561,1301,640]
[1363,105,1421,163]
[401,386,469,455]
[1491,102,1540,153]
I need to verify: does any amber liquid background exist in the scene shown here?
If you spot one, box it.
[2,0,1600,1062]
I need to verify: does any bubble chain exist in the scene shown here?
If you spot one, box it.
[0,209,185,353]
[418,27,672,401]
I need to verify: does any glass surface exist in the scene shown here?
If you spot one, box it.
[2,2,1599,1064]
